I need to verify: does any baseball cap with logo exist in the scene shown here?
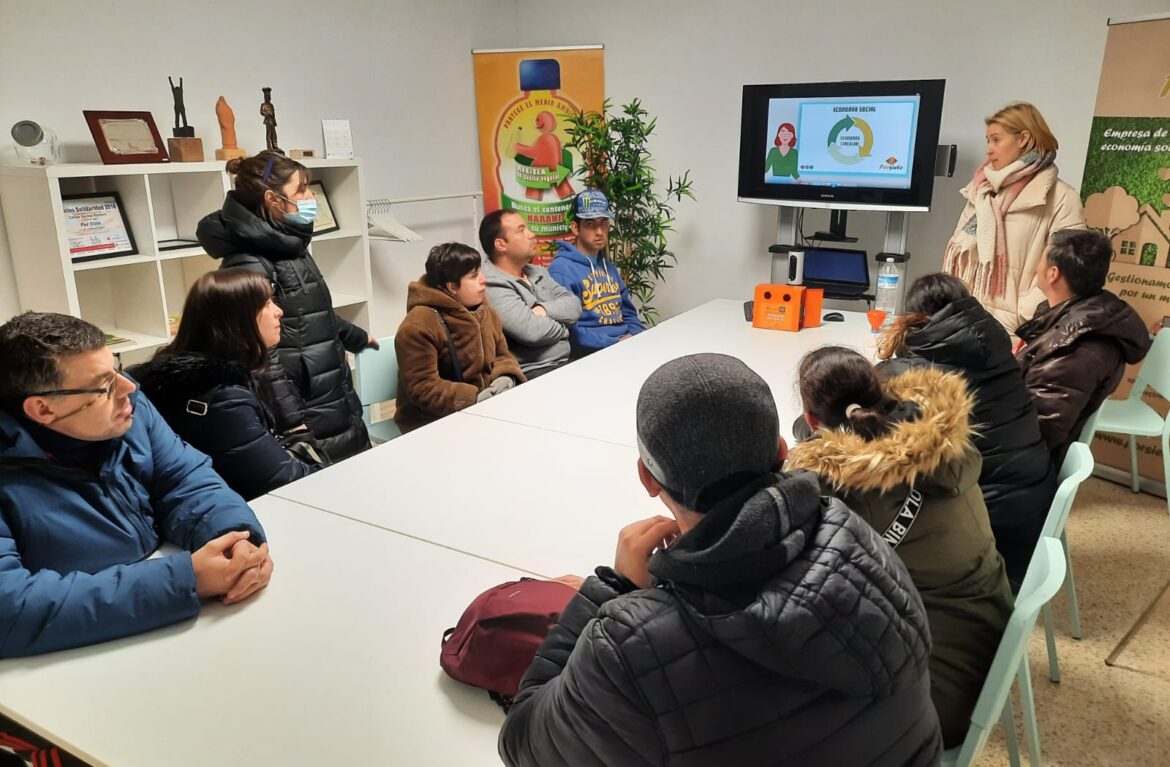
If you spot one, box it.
[573,189,615,221]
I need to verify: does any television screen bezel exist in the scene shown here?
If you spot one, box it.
[737,79,946,212]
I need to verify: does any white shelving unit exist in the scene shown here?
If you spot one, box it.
[0,158,374,362]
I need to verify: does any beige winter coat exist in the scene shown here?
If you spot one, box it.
[947,165,1085,334]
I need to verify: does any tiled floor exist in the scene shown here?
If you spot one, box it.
[974,477,1170,766]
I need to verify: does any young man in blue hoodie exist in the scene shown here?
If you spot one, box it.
[548,189,645,355]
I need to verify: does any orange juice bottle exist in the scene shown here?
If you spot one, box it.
[493,59,581,264]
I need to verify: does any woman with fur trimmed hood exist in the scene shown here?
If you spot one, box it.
[132,269,323,500]
[877,272,1054,591]
[786,347,1013,749]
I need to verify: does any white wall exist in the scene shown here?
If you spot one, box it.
[4,0,1169,326]
[0,0,519,330]
[512,0,1170,319]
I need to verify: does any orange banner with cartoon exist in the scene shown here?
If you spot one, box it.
[472,47,604,265]
[1079,14,1170,482]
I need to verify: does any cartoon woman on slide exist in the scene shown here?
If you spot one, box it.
[765,122,799,181]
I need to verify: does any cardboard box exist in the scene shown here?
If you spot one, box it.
[752,284,824,331]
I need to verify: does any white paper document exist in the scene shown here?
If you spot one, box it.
[322,119,354,159]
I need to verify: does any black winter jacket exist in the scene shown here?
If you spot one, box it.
[499,472,943,767]
[878,296,1054,588]
[197,192,370,461]
[130,353,322,500]
[1016,290,1151,459]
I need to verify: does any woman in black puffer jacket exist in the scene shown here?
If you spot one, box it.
[197,151,371,462]
[132,269,323,500]
[877,272,1055,588]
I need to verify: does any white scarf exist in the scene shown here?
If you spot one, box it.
[969,156,1028,267]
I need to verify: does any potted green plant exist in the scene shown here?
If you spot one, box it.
[564,99,693,325]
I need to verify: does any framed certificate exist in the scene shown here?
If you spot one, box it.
[309,181,340,235]
[83,110,169,164]
[62,192,138,263]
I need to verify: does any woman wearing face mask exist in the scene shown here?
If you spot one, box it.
[131,269,324,500]
[197,151,373,462]
[943,102,1085,334]
[394,242,524,434]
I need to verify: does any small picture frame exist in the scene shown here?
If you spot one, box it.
[62,192,138,263]
[82,110,169,164]
[309,181,340,235]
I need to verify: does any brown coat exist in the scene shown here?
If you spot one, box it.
[394,279,524,434]
[1015,289,1151,457]
[786,368,1013,748]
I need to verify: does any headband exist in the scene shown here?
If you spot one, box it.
[261,154,277,183]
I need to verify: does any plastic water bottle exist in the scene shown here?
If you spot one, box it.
[874,258,902,329]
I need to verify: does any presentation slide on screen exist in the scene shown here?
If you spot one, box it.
[763,96,919,189]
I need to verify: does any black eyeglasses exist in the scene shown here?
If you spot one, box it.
[27,358,124,400]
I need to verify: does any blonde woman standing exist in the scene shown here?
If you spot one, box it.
[944,102,1085,333]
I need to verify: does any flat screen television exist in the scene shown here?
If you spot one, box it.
[737,79,945,212]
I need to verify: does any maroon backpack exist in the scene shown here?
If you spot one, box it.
[440,578,577,709]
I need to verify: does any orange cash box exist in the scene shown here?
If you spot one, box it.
[751,284,823,331]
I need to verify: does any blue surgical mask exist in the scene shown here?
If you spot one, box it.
[282,197,318,226]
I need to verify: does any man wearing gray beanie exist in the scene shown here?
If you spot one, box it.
[501,353,942,767]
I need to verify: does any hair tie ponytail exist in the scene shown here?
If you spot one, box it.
[845,403,862,418]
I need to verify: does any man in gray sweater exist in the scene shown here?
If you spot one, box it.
[479,210,582,378]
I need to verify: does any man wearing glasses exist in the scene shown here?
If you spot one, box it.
[0,312,272,658]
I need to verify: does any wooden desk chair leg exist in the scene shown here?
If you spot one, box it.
[1105,573,1170,667]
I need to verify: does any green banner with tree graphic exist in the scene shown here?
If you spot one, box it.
[1080,15,1170,483]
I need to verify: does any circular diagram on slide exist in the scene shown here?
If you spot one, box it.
[827,116,873,165]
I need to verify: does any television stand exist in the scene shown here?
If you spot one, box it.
[769,205,910,287]
[811,209,858,243]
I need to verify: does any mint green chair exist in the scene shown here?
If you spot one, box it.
[941,537,1067,767]
[1077,409,1099,446]
[355,336,401,444]
[1038,443,1094,683]
[1079,328,1169,514]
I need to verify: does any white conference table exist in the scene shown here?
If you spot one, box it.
[0,297,872,765]
[270,411,662,579]
[0,496,519,767]
[268,299,869,580]
[467,298,872,446]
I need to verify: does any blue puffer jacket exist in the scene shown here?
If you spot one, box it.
[0,389,265,658]
[548,240,645,353]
